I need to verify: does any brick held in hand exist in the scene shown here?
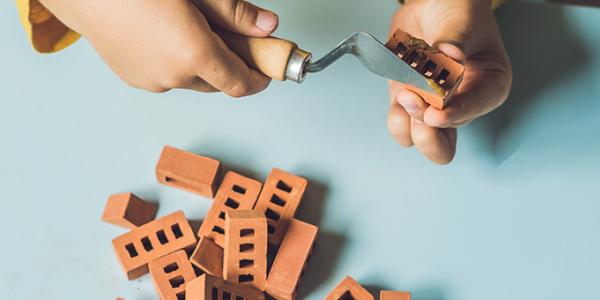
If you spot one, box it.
[385,29,465,109]
[112,210,197,280]
[186,273,265,300]
[149,250,197,300]
[380,290,412,300]
[254,168,307,246]
[197,171,262,247]
[266,219,318,300]
[156,145,221,198]
[325,276,374,300]
[190,237,224,278]
[101,192,158,229]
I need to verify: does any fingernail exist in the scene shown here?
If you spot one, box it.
[256,11,277,31]
[396,94,420,114]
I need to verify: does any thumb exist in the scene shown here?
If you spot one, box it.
[193,0,279,37]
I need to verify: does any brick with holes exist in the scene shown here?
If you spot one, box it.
[190,237,223,277]
[156,146,221,198]
[101,192,158,229]
[325,276,374,300]
[254,168,307,245]
[186,273,265,300]
[223,210,268,291]
[266,219,318,300]
[197,171,262,247]
[149,250,197,300]
[380,291,412,300]
[112,210,197,280]
[385,29,464,109]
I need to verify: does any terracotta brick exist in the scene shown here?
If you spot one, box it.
[112,210,197,280]
[186,274,265,300]
[224,210,267,291]
[385,29,464,109]
[325,276,374,300]
[101,192,158,229]
[197,171,262,247]
[380,291,411,300]
[190,237,223,277]
[149,250,197,300]
[266,219,318,299]
[254,168,307,245]
[156,146,221,198]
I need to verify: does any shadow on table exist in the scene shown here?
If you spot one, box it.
[470,2,592,163]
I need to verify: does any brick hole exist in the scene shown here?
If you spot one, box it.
[239,243,254,253]
[212,226,225,234]
[232,185,246,194]
[437,69,449,86]
[406,51,420,67]
[157,229,169,244]
[141,236,153,251]
[171,223,183,239]
[212,287,219,299]
[239,259,254,268]
[235,297,244,300]
[276,180,292,193]
[219,211,226,220]
[163,262,179,273]
[240,228,254,238]
[223,291,232,300]
[395,43,408,57]
[176,292,185,300]
[423,60,437,77]
[238,274,254,283]
[125,243,138,258]
[340,291,355,300]
[265,208,281,221]
[270,194,286,207]
[169,275,185,288]
[224,198,240,209]
[267,224,276,234]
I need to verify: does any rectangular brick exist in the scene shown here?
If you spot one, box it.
[186,274,265,300]
[325,276,374,300]
[112,210,197,279]
[149,250,197,300]
[266,219,318,299]
[254,168,307,245]
[190,237,223,278]
[101,192,158,229]
[380,291,411,300]
[197,171,262,247]
[156,146,221,198]
[224,210,267,291]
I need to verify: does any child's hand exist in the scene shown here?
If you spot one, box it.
[386,0,512,164]
[40,0,279,96]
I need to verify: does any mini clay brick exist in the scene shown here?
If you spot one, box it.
[324,276,374,300]
[156,146,221,198]
[224,210,268,291]
[101,192,158,229]
[186,274,265,300]
[149,250,197,300]
[197,171,262,247]
[254,168,307,245]
[385,29,464,109]
[190,237,224,277]
[265,219,318,300]
[112,210,197,280]
[380,291,412,300]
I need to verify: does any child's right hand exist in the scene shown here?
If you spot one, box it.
[40,0,279,97]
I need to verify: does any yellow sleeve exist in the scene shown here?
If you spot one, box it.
[16,0,80,53]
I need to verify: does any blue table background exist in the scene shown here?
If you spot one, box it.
[1,1,599,299]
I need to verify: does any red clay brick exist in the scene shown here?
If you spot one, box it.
[190,237,223,278]
[197,171,262,247]
[101,192,158,229]
[266,219,318,299]
[254,168,307,245]
[186,273,265,300]
[156,146,221,198]
[224,210,267,291]
[380,290,412,300]
[149,250,197,300]
[112,210,197,280]
[325,276,374,300]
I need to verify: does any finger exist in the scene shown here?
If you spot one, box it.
[177,77,219,93]
[387,101,414,147]
[395,88,428,122]
[193,0,278,37]
[411,118,457,165]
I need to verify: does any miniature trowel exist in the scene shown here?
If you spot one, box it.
[220,29,464,109]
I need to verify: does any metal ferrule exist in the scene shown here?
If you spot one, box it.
[285,48,312,83]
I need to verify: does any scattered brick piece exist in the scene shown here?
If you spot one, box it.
[325,276,374,300]
[266,219,318,300]
[380,290,412,300]
[224,210,268,291]
[149,250,197,300]
[186,273,265,300]
[190,237,223,277]
[101,192,158,229]
[156,146,221,198]
[254,168,307,245]
[112,210,197,280]
[197,171,262,247]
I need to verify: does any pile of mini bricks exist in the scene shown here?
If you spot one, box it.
[102,145,411,300]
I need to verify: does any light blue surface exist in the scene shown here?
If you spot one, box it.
[1,1,599,299]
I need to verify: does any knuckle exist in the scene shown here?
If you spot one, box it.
[224,81,249,98]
